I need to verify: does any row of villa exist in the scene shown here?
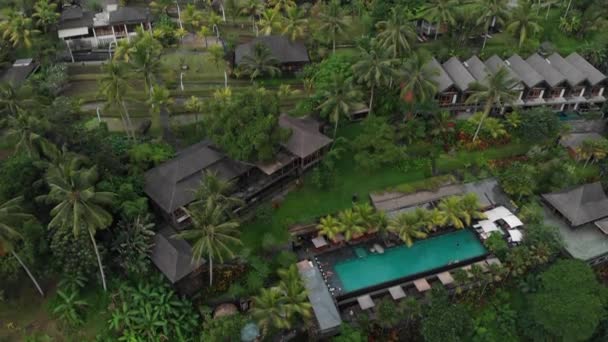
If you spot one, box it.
[426,53,607,113]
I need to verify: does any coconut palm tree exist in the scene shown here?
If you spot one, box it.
[126,28,163,94]
[40,155,115,291]
[474,0,509,50]
[258,8,284,35]
[269,0,296,13]
[338,209,366,241]
[352,44,397,114]
[0,83,27,116]
[460,193,486,224]
[578,139,608,167]
[317,215,343,242]
[98,61,135,139]
[437,196,467,229]
[430,110,455,146]
[400,50,439,108]
[238,42,281,81]
[506,0,542,48]
[198,26,211,48]
[422,0,458,40]
[173,199,241,286]
[251,287,290,335]
[277,265,312,323]
[465,67,519,141]
[32,0,59,33]
[388,212,428,247]
[317,74,363,137]
[414,208,446,232]
[375,8,416,58]
[282,6,308,41]
[0,10,38,49]
[181,4,204,32]
[146,86,173,135]
[317,0,349,54]
[240,0,264,31]
[191,169,244,213]
[0,196,44,297]
[150,0,183,28]
[5,110,48,158]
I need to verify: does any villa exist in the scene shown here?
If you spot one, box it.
[426,53,606,114]
[234,35,310,72]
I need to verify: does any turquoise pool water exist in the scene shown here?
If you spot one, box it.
[334,229,487,293]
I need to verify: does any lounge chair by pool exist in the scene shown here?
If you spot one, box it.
[373,243,385,254]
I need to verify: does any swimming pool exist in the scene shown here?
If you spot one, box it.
[334,229,487,293]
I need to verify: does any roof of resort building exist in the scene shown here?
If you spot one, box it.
[594,219,608,235]
[279,114,332,159]
[542,182,608,227]
[297,260,342,334]
[464,56,490,84]
[425,57,454,92]
[235,35,309,65]
[506,54,545,88]
[0,59,39,86]
[58,7,95,30]
[559,132,604,150]
[526,53,567,87]
[109,6,151,24]
[150,226,204,284]
[547,53,587,87]
[566,52,607,86]
[254,152,296,176]
[442,57,476,91]
[144,141,250,213]
[484,55,523,87]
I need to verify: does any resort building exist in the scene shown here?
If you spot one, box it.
[234,35,310,72]
[542,182,608,265]
[426,53,606,114]
[57,2,152,57]
[0,59,39,87]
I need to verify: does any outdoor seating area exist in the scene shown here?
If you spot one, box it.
[474,206,524,245]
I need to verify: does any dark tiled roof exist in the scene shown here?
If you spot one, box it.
[442,57,476,91]
[484,55,523,88]
[526,53,567,87]
[0,59,39,86]
[547,53,586,86]
[109,6,150,25]
[279,115,332,159]
[151,226,204,284]
[425,57,453,92]
[566,52,607,86]
[506,54,545,87]
[542,182,608,227]
[464,56,490,84]
[144,141,250,214]
[559,132,604,150]
[235,35,309,65]
[58,8,94,29]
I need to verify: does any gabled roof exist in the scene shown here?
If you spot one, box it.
[58,7,94,30]
[559,132,604,150]
[506,54,545,88]
[151,226,204,284]
[464,56,490,84]
[542,182,608,227]
[279,115,332,159]
[424,58,454,92]
[484,55,523,88]
[546,53,586,87]
[566,52,607,86]
[526,53,567,87]
[442,57,476,91]
[0,59,39,86]
[144,141,250,214]
[235,35,309,65]
[109,6,150,25]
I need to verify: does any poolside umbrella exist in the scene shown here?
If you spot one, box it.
[241,322,260,342]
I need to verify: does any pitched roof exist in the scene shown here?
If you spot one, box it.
[526,53,567,87]
[235,35,309,65]
[109,6,150,24]
[442,57,476,91]
[506,54,545,87]
[279,115,332,159]
[484,55,523,87]
[425,58,454,92]
[151,226,204,284]
[0,59,39,86]
[546,53,586,86]
[542,182,608,226]
[464,56,490,83]
[566,52,607,86]
[559,132,604,150]
[144,141,250,214]
[58,7,94,29]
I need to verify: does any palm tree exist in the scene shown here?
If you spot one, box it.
[282,6,308,41]
[414,208,446,232]
[317,215,343,242]
[422,0,457,40]
[198,26,211,48]
[375,8,416,58]
[240,0,264,31]
[352,45,397,114]
[269,0,296,13]
[41,156,115,291]
[399,50,439,109]
[317,0,349,53]
[251,287,290,335]
[181,4,204,32]
[578,139,608,167]
[338,209,366,241]
[150,0,183,28]
[0,196,44,297]
[0,83,27,116]
[317,74,363,137]
[258,8,284,35]
[277,265,312,323]
[460,193,486,224]
[191,170,244,213]
[437,196,467,229]
[474,0,509,50]
[112,39,135,63]
[388,212,428,247]
[238,43,281,81]
[146,86,173,134]
[173,200,241,286]
[98,61,135,139]
[430,111,455,146]
[506,0,542,48]
[465,67,519,141]
[0,10,38,49]
[32,0,59,33]
[126,28,163,94]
